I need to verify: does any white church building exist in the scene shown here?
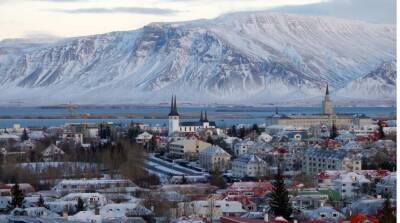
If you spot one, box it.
[168,96,216,136]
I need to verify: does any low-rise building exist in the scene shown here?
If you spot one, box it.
[53,179,135,194]
[302,148,362,175]
[169,139,211,161]
[332,172,370,199]
[42,144,65,162]
[177,200,246,221]
[199,145,231,171]
[234,140,255,156]
[376,172,396,198]
[232,154,267,178]
[135,131,153,145]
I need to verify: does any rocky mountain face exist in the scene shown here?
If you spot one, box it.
[336,61,396,100]
[0,12,396,105]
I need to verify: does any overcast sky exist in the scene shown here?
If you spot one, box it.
[0,0,396,40]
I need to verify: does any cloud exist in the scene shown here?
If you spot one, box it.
[269,0,396,24]
[53,6,179,15]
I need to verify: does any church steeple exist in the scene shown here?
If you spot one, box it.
[200,110,204,122]
[204,110,208,122]
[325,84,330,96]
[322,84,333,115]
[168,95,179,116]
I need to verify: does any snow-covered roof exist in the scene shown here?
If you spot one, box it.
[0,133,20,140]
[42,144,65,157]
[333,172,370,184]
[257,132,273,142]
[61,192,106,202]
[341,141,362,151]
[378,172,396,185]
[234,154,265,164]
[69,210,101,222]
[199,145,231,157]
[136,131,153,139]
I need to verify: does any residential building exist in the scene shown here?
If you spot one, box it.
[332,172,371,199]
[169,139,211,160]
[135,131,153,145]
[302,148,362,175]
[234,140,255,156]
[177,200,246,221]
[199,145,231,171]
[53,179,135,193]
[232,154,267,178]
[41,144,65,162]
[376,172,396,198]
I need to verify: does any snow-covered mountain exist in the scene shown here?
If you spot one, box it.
[0,12,396,105]
[336,61,396,100]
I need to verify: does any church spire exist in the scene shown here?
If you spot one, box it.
[204,110,208,122]
[325,84,330,96]
[169,95,179,116]
[200,110,204,122]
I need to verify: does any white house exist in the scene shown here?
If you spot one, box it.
[177,200,246,221]
[304,206,345,222]
[69,210,102,223]
[135,131,153,145]
[376,172,396,198]
[61,193,107,208]
[199,145,231,171]
[332,172,370,199]
[42,144,65,161]
[232,154,267,178]
[233,139,255,156]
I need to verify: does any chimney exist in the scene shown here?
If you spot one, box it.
[264,213,269,222]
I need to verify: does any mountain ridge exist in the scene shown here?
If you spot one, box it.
[0,12,396,105]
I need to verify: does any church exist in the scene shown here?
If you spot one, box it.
[265,85,373,128]
[168,96,216,136]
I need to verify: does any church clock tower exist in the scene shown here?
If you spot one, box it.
[322,84,333,115]
[168,95,180,136]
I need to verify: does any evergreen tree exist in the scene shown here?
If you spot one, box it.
[7,183,26,211]
[268,168,292,220]
[37,195,49,209]
[239,127,246,139]
[377,120,385,139]
[21,128,29,141]
[148,136,158,151]
[252,124,260,134]
[181,175,187,184]
[329,122,338,139]
[75,197,85,212]
[209,169,227,189]
[206,135,214,144]
[378,195,396,223]
[231,125,237,137]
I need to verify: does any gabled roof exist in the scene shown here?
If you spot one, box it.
[200,145,231,157]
